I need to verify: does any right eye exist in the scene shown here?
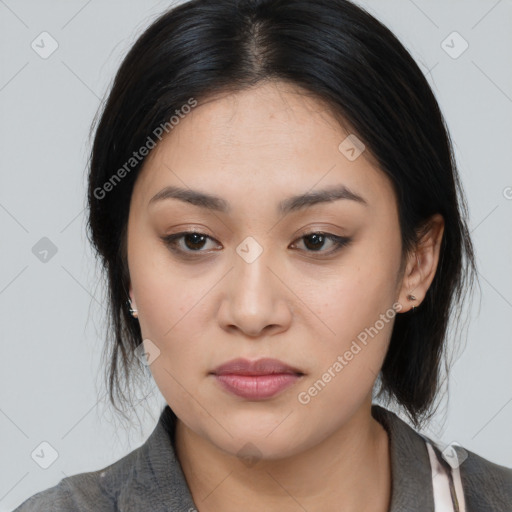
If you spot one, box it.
[161,231,222,256]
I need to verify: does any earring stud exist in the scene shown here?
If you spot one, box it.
[127,299,138,319]
[407,294,417,313]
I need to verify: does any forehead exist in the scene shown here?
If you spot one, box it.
[132,81,395,212]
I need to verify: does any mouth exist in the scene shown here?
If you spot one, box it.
[210,358,305,400]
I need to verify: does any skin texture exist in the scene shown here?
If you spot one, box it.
[127,80,444,511]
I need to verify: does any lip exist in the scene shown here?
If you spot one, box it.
[211,357,304,376]
[210,358,305,400]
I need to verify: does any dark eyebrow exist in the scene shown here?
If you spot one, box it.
[278,184,367,214]
[149,186,230,212]
[148,184,367,214]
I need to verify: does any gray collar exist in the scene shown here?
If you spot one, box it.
[372,404,434,511]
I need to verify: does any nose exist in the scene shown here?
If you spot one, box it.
[217,242,293,338]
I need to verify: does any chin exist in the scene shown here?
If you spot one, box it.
[218,435,303,463]
[203,418,312,462]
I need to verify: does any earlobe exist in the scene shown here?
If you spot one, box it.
[397,214,445,313]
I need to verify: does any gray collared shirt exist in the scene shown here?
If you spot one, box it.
[13,405,512,511]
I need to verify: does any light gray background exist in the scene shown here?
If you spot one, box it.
[1,0,511,510]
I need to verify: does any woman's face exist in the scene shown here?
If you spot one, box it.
[127,81,407,459]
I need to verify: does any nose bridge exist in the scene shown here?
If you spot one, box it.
[219,234,291,336]
[232,234,276,301]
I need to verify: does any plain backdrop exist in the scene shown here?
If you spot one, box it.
[1,0,511,510]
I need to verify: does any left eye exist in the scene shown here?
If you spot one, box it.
[290,232,352,254]
[161,231,351,256]
[162,232,220,253]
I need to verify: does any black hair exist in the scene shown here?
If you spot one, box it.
[87,0,477,427]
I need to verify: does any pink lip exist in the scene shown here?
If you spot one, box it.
[210,358,304,400]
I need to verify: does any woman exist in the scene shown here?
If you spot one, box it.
[14,0,512,510]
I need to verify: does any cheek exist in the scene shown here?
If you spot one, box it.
[296,234,401,402]
[135,272,210,373]
[137,288,211,426]
[129,230,208,338]
[308,273,396,381]
[127,238,213,397]
[311,251,400,349]
[294,284,397,438]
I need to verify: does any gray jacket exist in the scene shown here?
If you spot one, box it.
[13,405,512,511]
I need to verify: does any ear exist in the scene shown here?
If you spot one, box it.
[397,213,445,313]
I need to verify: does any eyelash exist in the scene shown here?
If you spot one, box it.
[160,231,352,258]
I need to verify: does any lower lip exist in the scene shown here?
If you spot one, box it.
[213,373,302,400]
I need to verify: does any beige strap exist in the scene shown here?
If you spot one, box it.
[426,440,466,512]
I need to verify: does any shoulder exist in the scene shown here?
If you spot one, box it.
[13,406,196,511]
[372,404,512,511]
[11,447,142,512]
[11,466,117,511]
[457,446,512,510]
[13,439,158,511]
[12,433,156,511]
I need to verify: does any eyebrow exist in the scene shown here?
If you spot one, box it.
[148,184,368,214]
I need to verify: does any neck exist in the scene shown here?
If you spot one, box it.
[174,399,391,512]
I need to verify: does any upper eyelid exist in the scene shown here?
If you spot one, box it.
[166,230,340,242]
[163,230,349,252]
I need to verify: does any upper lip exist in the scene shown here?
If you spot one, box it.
[211,358,304,376]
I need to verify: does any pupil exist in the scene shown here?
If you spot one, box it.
[305,233,324,251]
[185,233,206,250]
